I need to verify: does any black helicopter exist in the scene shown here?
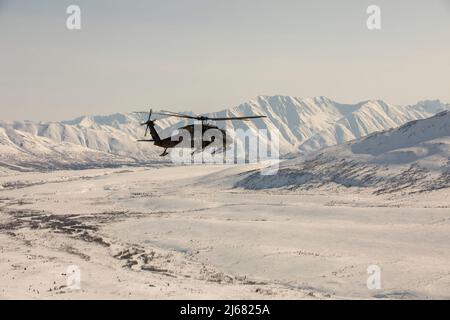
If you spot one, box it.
[135,109,267,156]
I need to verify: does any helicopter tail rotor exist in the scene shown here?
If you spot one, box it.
[144,109,153,136]
[137,108,154,137]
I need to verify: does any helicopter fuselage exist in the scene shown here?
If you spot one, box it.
[145,122,230,155]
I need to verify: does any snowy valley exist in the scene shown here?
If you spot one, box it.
[1,97,449,300]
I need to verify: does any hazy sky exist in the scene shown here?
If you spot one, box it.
[1,0,450,121]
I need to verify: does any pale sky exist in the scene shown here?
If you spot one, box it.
[1,0,450,121]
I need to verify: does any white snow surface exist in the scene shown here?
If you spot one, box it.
[1,96,448,171]
[237,111,450,194]
[2,99,450,300]
[0,164,449,299]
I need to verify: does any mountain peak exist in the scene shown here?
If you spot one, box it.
[63,113,133,127]
[1,96,449,171]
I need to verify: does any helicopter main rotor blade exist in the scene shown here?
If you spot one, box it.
[206,115,267,121]
[156,110,267,122]
[158,110,189,116]
[154,111,199,120]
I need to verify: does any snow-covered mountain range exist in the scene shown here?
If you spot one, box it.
[1,96,449,171]
[237,110,450,194]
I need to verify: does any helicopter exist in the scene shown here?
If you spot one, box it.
[135,109,267,156]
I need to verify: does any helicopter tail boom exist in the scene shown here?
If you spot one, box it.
[145,121,161,143]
